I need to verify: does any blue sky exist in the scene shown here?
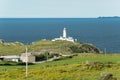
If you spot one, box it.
[0,0,120,18]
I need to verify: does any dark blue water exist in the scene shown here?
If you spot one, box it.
[0,18,120,53]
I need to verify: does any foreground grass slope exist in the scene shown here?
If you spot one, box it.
[0,54,120,80]
[0,40,101,55]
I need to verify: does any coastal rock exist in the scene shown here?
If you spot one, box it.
[0,39,4,44]
[100,73,117,80]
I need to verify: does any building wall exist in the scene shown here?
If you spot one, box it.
[20,56,35,63]
[3,58,19,62]
[28,56,35,63]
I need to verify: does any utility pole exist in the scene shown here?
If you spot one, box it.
[26,46,28,78]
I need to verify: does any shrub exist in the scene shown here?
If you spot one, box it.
[69,44,101,53]
[35,52,54,61]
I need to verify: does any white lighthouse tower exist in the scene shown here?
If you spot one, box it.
[52,27,75,42]
[63,28,67,38]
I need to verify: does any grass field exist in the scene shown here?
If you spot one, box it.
[0,40,101,55]
[0,53,120,80]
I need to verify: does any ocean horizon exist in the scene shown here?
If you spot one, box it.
[0,18,120,53]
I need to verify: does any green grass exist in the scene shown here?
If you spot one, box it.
[0,40,75,55]
[0,53,120,80]
[1,53,120,69]
[0,40,101,55]
[32,53,120,66]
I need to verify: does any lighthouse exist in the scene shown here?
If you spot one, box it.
[52,27,75,42]
[63,28,67,38]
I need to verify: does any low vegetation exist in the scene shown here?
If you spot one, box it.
[1,40,117,80]
[0,40,102,55]
[0,53,120,80]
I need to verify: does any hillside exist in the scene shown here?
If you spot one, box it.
[0,40,102,55]
[0,54,120,80]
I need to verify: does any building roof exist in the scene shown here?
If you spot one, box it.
[21,53,34,57]
[0,55,19,59]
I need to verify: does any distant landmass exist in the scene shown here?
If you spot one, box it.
[98,16,120,19]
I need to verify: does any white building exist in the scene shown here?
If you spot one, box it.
[52,28,75,42]
[20,53,35,63]
[0,55,20,62]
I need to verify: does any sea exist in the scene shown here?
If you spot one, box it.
[0,18,120,53]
